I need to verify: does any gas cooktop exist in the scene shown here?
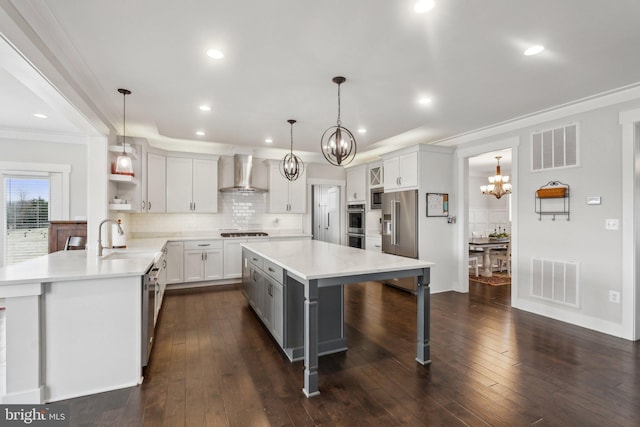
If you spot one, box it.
[220,232,269,238]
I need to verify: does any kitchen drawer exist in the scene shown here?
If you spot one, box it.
[247,252,264,270]
[183,240,222,250]
[263,259,284,284]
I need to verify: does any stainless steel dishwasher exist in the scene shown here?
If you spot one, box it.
[142,257,162,368]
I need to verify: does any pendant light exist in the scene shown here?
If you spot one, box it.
[321,76,357,166]
[480,156,512,199]
[114,88,134,176]
[280,119,304,181]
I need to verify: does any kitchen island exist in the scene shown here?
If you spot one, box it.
[0,240,165,404]
[241,240,433,397]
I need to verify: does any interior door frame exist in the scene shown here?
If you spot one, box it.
[619,107,640,340]
[306,178,345,246]
[455,137,519,305]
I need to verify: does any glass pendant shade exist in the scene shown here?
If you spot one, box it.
[321,76,357,166]
[481,156,511,199]
[280,119,304,181]
[114,88,134,176]
[114,152,134,176]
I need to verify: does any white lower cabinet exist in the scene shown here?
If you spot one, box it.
[183,240,223,282]
[223,239,248,279]
[165,241,184,284]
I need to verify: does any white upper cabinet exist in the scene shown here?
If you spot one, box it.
[368,163,383,188]
[192,158,218,212]
[384,152,418,191]
[145,152,166,213]
[346,165,366,204]
[166,156,219,213]
[266,160,306,213]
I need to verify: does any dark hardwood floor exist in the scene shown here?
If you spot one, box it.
[63,281,639,426]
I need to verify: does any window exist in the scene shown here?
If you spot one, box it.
[0,161,70,267]
[4,176,50,265]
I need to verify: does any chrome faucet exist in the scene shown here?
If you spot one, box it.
[98,219,124,256]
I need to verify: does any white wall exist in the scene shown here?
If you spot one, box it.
[0,137,87,219]
[468,175,510,236]
[418,145,456,293]
[455,95,640,335]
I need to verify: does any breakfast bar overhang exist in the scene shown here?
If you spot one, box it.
[241,240,434,397]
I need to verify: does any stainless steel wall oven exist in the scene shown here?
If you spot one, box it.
[347,203,365,249]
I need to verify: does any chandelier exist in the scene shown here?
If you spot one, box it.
[113,88,134,176]
[320,76,357,166]
[480,156,512,199]
[280,119,304,181]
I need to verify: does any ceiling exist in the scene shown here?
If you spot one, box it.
[2,0,640,163]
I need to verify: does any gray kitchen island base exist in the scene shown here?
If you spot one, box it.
[242,241,433,398]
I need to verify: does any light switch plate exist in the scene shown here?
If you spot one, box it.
[605,219,619,230]
[586,196,601,205]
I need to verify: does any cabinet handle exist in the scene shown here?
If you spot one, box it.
[201,252,204,261]
[142,200,145,211]
[353,192,357,199]
[198,243,211,247]
[193,202,196,211]
[148,201,152,210]
[205,252,208,261]
[162,260,167,268]
[268,267,275,272]
[252,257,258,262]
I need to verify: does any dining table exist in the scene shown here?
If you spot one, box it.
[469,237,510,277]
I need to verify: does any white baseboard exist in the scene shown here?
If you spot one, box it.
[1,386,44,404]
[514,299,625,339]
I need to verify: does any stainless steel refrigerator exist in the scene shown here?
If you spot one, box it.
[382,189,419,292]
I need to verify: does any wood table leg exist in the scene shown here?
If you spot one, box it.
[303,279,320,397]
[416,268,431,365]
[480,248,494,277]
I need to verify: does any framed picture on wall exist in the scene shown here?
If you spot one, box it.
[426,193,448,217]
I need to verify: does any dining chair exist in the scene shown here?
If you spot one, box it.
[493,242,511,276]
[468,254,480,276]
[64,236,87,250]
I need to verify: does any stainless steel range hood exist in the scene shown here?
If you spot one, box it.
[219,154,267,193]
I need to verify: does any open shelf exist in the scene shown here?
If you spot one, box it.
[108,174,138,185]
[109,204,132,211]
[535,181,570,221]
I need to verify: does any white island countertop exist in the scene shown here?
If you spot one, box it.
[242,240,434,281]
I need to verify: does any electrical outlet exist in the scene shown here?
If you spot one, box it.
[609,290,621,303]
[605,219,619,230]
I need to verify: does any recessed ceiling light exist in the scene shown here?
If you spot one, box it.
[418,97,433,105]
[414,0,435,14]
[524,45,545,56]
[195,131,205,136]
[199,105,211,111]
[206,49,224,59]
[358,128,367,134]
[265,138,273,144]
[33,113,47,118]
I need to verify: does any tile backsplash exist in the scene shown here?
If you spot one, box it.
[128,192,303,234]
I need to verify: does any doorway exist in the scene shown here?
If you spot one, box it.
[456,137,519,307]
[312,185,340,244]
[468,149,512,305]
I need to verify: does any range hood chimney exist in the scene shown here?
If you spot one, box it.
[219,154,267,193]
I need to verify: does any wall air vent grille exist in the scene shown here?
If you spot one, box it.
[531,258,579,307]
[531,123,579,171]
